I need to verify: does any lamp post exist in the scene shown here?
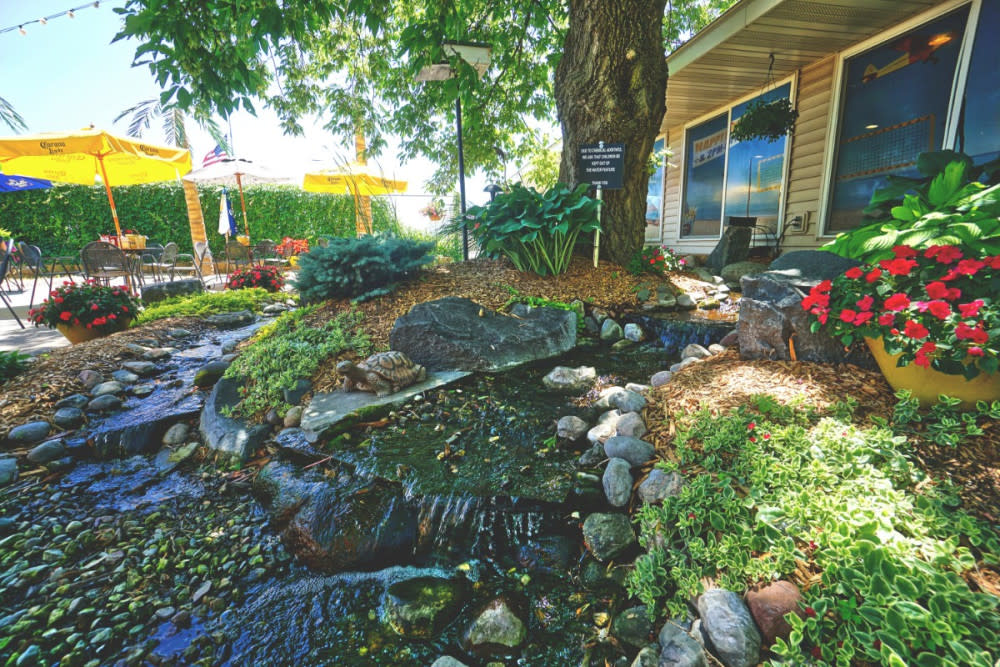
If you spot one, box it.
[416,41,491,261]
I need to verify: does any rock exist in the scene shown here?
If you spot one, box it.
[676,293,697,309]
[77,370,102,390]
[624,323,646,342]
[582,513,636,562]
[659,620,708,667]
[91,381,124,398]
[721,261,768,284]
[744,580,804,645]
[383,576,468,639]
[143,348,174,361]
[87,395,123,412]
[122,361,157,377]
[132,384,155,398]
[52,408,85,430]
[111,370,139,385]
[153,442,200,474]
[638,469,685,504]
[596,387,647,413]
[265,408,282,426]
[631,646,658,667]
[670,358,699,373]
[517,536,576,576]
[604,436,655,466]
[708,344,726,355]
[390,297,577,372]
[600,318,623,342]
[263,303,289,315]
[162,423,190,446]
[273,428,325,461]
[27,438,67,465]
[611,339,634,351]
[613,605,653,648]
[584,316,600,335]
[431,657,470,667]
[614,412,647,439]
[542,366,597,394]
[6,421,51,445]
[557,416,589,441]
[706,224,752,273]
[625,382,651,394]
[463,597,527,655]
[603,458,633,507]
[283,406,304,428]
[194,361,231,388]
[650,370,673,387]
[681,344,711,360]
[591,308,610,324]
[167,328,193,339]
[282,379,312,405]
[55,394,89,410]
[201,377,271,462]
[579,554,628,592]
[141,279,203,303]
[578,443,606,467]
[587,410,622,445]
[204,310,255,328]
[0,458,18,486]
[696,588,761,667]
[719,331,739,348]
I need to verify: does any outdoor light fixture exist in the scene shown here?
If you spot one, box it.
[416,40,491,261]
[484,183,502,201]
[18,25,25,35]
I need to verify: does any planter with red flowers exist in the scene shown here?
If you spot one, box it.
[28,279,138,344]
[226,265,285,293]
[803,244,1000,407]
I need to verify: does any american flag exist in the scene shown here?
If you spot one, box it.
[202,144,229,167]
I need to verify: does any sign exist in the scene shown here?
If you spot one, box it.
[691,128,726,167]
[579,142,625,190]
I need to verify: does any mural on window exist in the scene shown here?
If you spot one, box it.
[645,137,666,242]
[724,82,790,235]
[827,7,969,233]
[958,0,1000,164]
[681,114,727,237]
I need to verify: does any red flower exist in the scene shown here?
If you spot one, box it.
[687,512,696,520]
[748,422,756,430]
[958,300,984,318]
[893,245,918,258]
[878,312,895,326]
[879,258,918,276]
[763,433,771,440]
[883,293,910,311]
[924,244,963,263]
[801,289,830,311]
[903,320,929,339]
[955,258,985,276]
[844,266,864,279]
[804,607,817,618]
[926,300,951,320]
[853,311,874,325]
[864,268,882,283]
[91,303,99,310]
[59,311,72,321]
[986,255,1000,269]
[749,435,757,443]
[956,323,989,344]
[811,647,822,659]
[53,296,63,304]
[856,295,874,311]
[914,340,937,367]
[839,309,858,323]
[925,281,958,301]
[969,347,984,357]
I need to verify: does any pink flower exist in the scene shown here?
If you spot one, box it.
[969,347,984,357]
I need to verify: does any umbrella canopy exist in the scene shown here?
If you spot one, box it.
[0,128,192,239]
[303,163,407,196]
[0,173,52,192]
[184,157,288,239]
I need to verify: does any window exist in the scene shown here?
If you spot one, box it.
[958,0,1000,164]
[681,83,791,238]
[645,137,666,242]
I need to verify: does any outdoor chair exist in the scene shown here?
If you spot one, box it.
[80,241,135,289]
[224,239,252,281]
[170,243,205,285]
[254,238,289,270]
[136,243,166,283]
[16,242,77,309]
[0,241,25,328]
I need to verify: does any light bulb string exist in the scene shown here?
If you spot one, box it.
[1,2,101,37]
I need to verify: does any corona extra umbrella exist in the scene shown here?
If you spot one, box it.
[0,128,192,240]
[183,157,289,240]
[303,162,407,235]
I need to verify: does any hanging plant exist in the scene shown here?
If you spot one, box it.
[731,97,799,143]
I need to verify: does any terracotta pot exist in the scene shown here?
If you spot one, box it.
[427,213,442,221]
[56,317,132,345]
[864,337,1000,409]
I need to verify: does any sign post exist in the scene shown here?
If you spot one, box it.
[579,141,625,267]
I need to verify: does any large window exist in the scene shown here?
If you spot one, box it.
[645,137,666,242]
[959,0,1000,164]
[681,83,791,238]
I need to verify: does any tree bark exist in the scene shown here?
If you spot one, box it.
[554,0,668,266]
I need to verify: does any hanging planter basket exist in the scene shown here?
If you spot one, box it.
[731,98,799,143]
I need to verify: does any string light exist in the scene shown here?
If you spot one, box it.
[18,26,26,36]
[67,10,75,18]
[39,18,47,25]
[0,2,102,36]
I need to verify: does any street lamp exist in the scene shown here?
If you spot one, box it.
[416,41,491,261]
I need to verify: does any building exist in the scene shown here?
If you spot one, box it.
[645,0,999,256]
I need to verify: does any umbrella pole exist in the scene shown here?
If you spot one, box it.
[236,173,250,239]
[97,156,124,242]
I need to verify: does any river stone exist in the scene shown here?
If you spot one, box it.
[557,416,589,441]
[659,620,708,667]
[273,428,325,461]
[604,436,655,467]
[696,588,761,667]
[582,512,636,562]
[141,278,203,304]
[681,344,711,360]
[625,382,651,394]
[0,458,18,486]
[162,423,190,446]
[122,360,157,376]
[383,576,468,639]
[204,310,255,328]
[638,469,685,504]
[283,406,304,428]
[193,361,231,388]
[390,297,577,372]
[55,394,89,410]
[52,407,85,430]
[744,580,804,644]
[600,318,623,342]
[78,369,102,390]
[200,377,271,462]
[91,381,124,397]
[615,412,647,439]
[603,458,633,507]
[721,261,768,285]
[282,379,312,405]
[88,395,123,412]
[517,535,576,576]
[132,384,155,398]
[542,366,597,394]
[6,421,51,445]
[623,323,645,342]
[578,443,606,467]
[143,347,175,361]
[631,646,658,667]
[613,605,653,648]
[463,597,527,655]
[597,387,647,413]
[587,409,622,445]
[167,328,193,339]
[27,438,67,465]
[111,370,139,385]
[431,657,470,667]
[650,371,673,387]
[708,344,727,355]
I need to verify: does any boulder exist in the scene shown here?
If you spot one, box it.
[623,323,645,342]
[587,410,622,445]
[650,370,673,387]
[706,224,752,274]
[603,458,633,507]
[463,597,527,656]
[382,575,468,639]
[638,469,685,504]
[596,387,647,413]
[745,580,804,645]
[696,588,761,667]
[582,512,636,562]
[614,412,647,439]
[390,297,577,372]
[604,435,655,466]
[141,278,204,304]
[543,366,597,394]
[659,620,708,667]
[556,416,589,442]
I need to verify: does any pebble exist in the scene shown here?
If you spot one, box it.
[87,395,123,412]
[111,370,140,385]
[91,381,125,398]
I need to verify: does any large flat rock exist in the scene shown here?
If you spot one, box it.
[301,371,470,437]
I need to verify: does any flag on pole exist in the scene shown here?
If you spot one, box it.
[218,188,237,236]
[203,144,229,167]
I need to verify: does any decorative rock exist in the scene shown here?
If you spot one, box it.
[604,435,655,466]
[52,407,85,430]
[431,657,470,667]
[0,458,18,486]
[650,370,673,387]
[696,588,761,667]
[383,576,468,639]
[706,224,752,274]
[676,293,697,309]
[463,597,527,654]
[638,468,685,504]
[193,361,230,388]
[557,416,589,441]
[670,358,699,373]
[659,620,708,667]
[681,344,711,360]
[596,387,647,413]
[625,382,650,394]
[745,580,804,644]
[55,394,89,410]
[611,339,634,351]
[282,379,312,405]
[603,458,633,507]
[623,323,646,342]
[6,421,51,445]
[613,605,653,648]
[600,318,624,342]
[542,366,597,394]
[614,412,647,439]
[87,394,123,412]
[283,406,304,428]
[91,381,125,397]
[162,423,191,446]
[631,646,658,667]
[708,344,727,355]
[27,438,67,465]
[140,279,203,304]
[111,370,140,385]
[132,384,155,398]
[204,310,255,328]
[263,303,289,315]
[587,410,622,445]
[143,348,175,361]
[78,370,102,390]
[719,331,739,348]
[578,443,606,467]
[167,328,193,339]
[721,261,768,284]
[582,512,636,562]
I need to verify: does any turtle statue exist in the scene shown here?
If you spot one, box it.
[336,351,427,397]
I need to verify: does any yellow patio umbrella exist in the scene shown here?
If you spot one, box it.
[302,163,407,236]
[0,128,192,241]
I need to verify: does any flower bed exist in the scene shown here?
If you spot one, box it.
[227,265,285,292]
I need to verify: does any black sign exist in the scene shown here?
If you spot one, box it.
[579,142,625,190]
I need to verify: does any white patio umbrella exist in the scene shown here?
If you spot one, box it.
[182,157,289,240]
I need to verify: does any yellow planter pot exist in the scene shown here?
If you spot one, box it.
[864,337,1000,409]
[56,317,132,345]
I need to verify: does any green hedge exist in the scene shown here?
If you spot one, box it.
[0,183,400,258]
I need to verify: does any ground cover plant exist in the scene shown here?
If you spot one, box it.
[135,288,280,325]
[0,350,31,383]
[630,395,1000,666]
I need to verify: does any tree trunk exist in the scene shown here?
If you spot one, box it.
[554,0,668,266]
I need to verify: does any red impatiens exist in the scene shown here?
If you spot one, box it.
[28,279,138,334]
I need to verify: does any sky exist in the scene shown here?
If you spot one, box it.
[0,0,499,231]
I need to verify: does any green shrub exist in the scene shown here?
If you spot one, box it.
[136,288,279,324]
[222,306,370,418]
[293,234,435,303]
[462,182,600,276]
[0,350,31,382]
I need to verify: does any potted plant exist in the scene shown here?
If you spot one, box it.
[420,201,444,221]
[802,244,1000,407]
[731,98,799,143]
[226,265,285,292]
[28,279,139,344]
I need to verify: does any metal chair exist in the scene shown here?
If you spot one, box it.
[16,242,77,309]
[170,243,205,285]
[80,241,135,289]
[136,243,166,283]
[224,239,252,281]
[0,241,25,328]
[253,238,289,270]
